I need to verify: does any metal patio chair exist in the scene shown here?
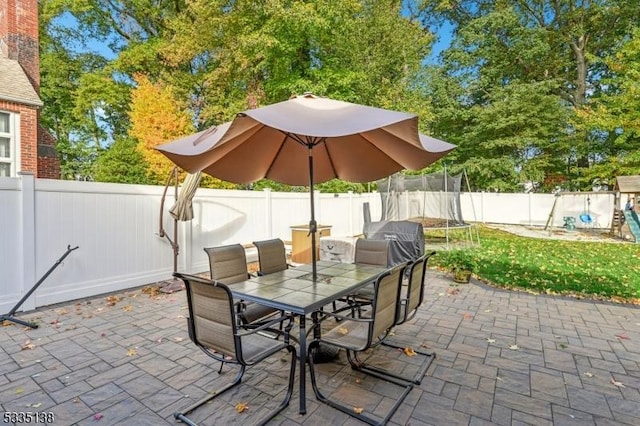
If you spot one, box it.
[308,264,413,425]
[173,273,296,426]
[374,251,437,385]
[342,238,391,313]
[253,238,289,275]
[204,244,279,325]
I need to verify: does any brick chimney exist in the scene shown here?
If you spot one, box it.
[0,0,59,178]
[0,0,40,91]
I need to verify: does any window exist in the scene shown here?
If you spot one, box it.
[0,111,18,177]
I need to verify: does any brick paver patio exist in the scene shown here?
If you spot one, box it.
[1,270,639,425]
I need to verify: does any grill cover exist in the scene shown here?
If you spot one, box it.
[363,220,425,266]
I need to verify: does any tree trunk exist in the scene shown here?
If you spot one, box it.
[570,34,589,168]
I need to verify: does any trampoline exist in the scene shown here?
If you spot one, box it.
[376,169,479,249]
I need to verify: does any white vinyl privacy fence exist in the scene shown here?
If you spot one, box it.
[0,173,615,313]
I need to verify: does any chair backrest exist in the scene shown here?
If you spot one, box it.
[396,251,435,325]
[370,264,405,341]
[204,244,249,284]
[177,273,239,360]
[354,238,389,267]
[253,238,288,275]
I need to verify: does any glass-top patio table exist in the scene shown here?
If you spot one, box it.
[229,260,387,415]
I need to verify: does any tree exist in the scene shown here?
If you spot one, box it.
[93,137,151,183]
[128,74,194,184]
[415,0,640,191]
[576,26,640,184]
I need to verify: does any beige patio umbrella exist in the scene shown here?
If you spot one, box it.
[157,93,456,278]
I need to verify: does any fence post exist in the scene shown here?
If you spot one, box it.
[181,221,192,273]
[264,188,273,238]
[18,172,36,310]
[348,191,354,236]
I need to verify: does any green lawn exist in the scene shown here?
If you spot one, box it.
[429,226,640,303]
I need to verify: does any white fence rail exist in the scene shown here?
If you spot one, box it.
[0,174,616,313]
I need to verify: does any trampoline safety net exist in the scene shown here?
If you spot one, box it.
[376,171,466,227]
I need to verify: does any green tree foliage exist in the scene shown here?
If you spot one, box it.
[40,0,640,192]
[416,0,640,191]
[93,137,151,183]
[576,27,640,183]
[40,0,435,189]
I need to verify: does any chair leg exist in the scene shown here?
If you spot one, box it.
[308,341,413,426]
[174,365,245,424]
[175,346,296,426]
[255,344,297,426]
[347,343,435,385]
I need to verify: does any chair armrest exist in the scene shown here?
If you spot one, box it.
[237,313,297,342]
[315,308,372,324]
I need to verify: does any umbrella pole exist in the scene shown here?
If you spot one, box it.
[308,146,317,279]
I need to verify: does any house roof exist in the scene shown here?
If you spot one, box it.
[615,176,640,193]
[0,58,43,107]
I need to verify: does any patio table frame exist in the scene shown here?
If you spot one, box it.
[229,260,386,415]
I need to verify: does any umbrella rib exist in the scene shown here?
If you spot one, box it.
[320,141,338,180]
[264,131,292,178]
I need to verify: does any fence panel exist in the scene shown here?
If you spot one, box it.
[0,174,620,311]
[0,178,22,312]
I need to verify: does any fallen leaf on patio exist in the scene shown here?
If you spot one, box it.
[50,319,59,325]
[177,315,185,319]
[403,347,417,357]
[486,338,496,344]
[73,397,80,403]
[56,308,69,315]
[173,337,184,342]
[22,340,36,350]
[105,296,121,306]
[2,320,13,327]
[339,327,349,335]
[615,333,630,340]
[15,388,24,394]
[462,313,473,320]
[122,305,133,312]
[29,402,42,408]
[508,344,519,350]
[484,309,492,313]
[156,338,163,344]
[446,287,460,295]
[235,402,248,413]
[438,292,445,297]
[353,407,364,414]
[610,378,625,388]
[93,413,103,420]
[126,348,137,357]
[101,332,107,337]
[559,343,568,349]
[355,378,362,384]
[584,372,594,378]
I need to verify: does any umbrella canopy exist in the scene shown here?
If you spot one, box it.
[157,93,456,277]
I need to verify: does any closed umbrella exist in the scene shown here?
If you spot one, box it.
[157,93,455,278]
[169,172,202,221]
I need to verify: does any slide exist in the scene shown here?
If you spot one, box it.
[623,210,640,243]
